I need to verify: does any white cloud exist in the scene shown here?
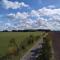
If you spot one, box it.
[1,5,60,31]
[31,7,60,30]
[31,10,40,17]
[38,7,60,30]
[38,7,60,16]
[8,12,29,20]
[15,12,29,19]
[2,0,29,9]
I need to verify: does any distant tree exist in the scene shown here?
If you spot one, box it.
[17,30,21,32]
[3,30,8,32]
[12,30,17,32]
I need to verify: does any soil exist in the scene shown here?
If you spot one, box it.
[49,31,60,60]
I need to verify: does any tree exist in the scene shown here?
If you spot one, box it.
[12,30,17,32]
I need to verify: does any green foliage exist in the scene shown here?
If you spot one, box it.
[37,37,52,60]
[9,38,17,47]
[27,35,34,44]
[21,45,25,50]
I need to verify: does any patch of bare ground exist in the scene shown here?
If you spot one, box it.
[48,31,60,60]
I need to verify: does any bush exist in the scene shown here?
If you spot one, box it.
[21,45,25,50]
[37,37,52,60]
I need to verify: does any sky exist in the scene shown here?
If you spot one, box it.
[0,0,60,31]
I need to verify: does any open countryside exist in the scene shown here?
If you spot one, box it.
[0,31,52,60]
[0,32,43,59]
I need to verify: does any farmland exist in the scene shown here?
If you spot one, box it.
[0,32,43,57]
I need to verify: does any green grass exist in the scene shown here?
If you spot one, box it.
[0,32,43,56]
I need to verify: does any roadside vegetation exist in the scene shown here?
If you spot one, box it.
[37,33,52,60]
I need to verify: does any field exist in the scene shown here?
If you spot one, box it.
[0,32,43,57]
[49,32,60,60]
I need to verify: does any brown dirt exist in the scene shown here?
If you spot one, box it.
[48,31,60,60]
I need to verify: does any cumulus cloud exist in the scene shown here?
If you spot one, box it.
[38,7,60,30]
[1,5,60,31]
[31,10,40,17]
[2,0,29,9]
[38,7,60,16]
[8,12,29,20]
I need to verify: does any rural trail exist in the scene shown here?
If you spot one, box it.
[20,33,48,60]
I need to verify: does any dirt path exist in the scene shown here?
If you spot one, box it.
[20,33,48,60]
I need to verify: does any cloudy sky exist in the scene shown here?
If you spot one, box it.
[0,0,60,31]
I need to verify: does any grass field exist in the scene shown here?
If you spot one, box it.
[0,32,43,56]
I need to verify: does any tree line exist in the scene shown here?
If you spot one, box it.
[2,29,51,32]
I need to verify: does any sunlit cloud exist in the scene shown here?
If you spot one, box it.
[2,0,29,9]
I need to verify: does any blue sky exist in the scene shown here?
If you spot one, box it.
[0,0,60,31]
[0,0,60,14]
